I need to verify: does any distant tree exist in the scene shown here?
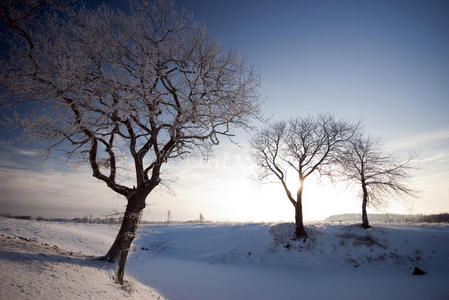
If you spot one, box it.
[0,0,259,284]
[337,134,415,228]
[167,210,171,225]
[251,114,358,239]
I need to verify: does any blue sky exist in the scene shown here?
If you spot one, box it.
[178,0,449,137]
[0,0,448,221]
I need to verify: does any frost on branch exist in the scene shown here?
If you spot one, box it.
[1,0,260,280]
[0,0,260,195]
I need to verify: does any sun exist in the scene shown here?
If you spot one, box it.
[250,175,361,222]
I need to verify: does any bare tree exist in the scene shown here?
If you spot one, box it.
[1,0,259,284]
[337,134,415,229]
[251,114,358,239]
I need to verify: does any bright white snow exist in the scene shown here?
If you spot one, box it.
[128,223,449,300]
[0,217,118,255]
[1,217,449,300]
[0,218,164,300]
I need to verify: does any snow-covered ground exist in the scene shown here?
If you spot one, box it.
[129,223,449,300]
[1,217,449,299]
[0,218,164,300]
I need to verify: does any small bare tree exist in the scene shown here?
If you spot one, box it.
[1,0,259,284]
[337,134,415,228]
[251,114,358,239]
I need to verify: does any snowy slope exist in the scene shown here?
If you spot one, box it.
[0,235,163,300]
[131,222,449,270]
[0,217,164,300]
[127,223,449,300]
[0,217,118,255]
[1,217,448,300]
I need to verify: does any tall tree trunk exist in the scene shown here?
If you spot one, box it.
[101,215,133,262]
[361,182,370,229]
[101,193,147,262]
[294,179,307,240]
[99,191,147,284]
[114,197,144,284]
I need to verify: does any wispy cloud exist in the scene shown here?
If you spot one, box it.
[0,141,46,169]
[384,127,449,151]
[14,148,40,157]
[0,165,123,218]
[420,150,449,164]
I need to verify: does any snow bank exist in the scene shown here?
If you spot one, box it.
[127,222,449,300]
[0,234,164,300]
[131,222,449,270]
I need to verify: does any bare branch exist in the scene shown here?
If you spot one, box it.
[1,0,260,197]
[337,133,417,208]
[251,114,358,213]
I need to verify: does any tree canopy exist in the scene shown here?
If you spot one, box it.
[0,0,260,283]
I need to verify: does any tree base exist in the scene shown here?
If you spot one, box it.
[361,223,372,229]
[293,229,308,241]
[95,255,116,263]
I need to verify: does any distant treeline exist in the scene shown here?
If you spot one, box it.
[3,213,448,224]
[0,213,123,224]
[0,214,209,225]
[325,213,449,223]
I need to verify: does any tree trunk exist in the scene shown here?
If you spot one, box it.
[98,191,147,284]
[361,182,370,229]
[114,194,146,284]
[115,246,130,285]
[100,194,147,263]
[294,179,307,240]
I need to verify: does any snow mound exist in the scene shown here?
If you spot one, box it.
[126,222,449,300]
[269,223,425,267]
[133,222,449,270]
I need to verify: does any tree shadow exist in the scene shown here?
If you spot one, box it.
[0,249,114,269]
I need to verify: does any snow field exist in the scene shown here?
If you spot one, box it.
[0,217,118,255]
[1,217,448,300]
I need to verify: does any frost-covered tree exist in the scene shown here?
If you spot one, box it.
[251,114,358,239]
[0,0,259,283]
[337,134,415,229]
